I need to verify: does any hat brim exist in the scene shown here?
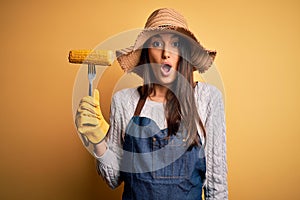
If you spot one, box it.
[116,26,216,74]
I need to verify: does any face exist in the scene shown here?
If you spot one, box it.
[147,33,180,86]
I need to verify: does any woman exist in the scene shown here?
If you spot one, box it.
[75,8,228,199]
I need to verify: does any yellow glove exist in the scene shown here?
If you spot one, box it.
[75,89,109,144]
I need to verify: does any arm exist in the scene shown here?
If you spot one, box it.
[94,94,124,189]
[75,89,124,189]
[204,86,228,199]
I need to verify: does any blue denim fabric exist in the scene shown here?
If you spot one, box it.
[121,116,206,200]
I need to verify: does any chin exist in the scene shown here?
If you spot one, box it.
[157,78,176,86]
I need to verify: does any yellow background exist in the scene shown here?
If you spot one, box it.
[1,0,299,199]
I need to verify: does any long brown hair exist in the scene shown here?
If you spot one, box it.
[135,35,206,147]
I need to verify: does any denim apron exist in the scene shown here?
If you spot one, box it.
[121,97,206,200]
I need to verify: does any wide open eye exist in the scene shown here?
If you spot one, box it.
[172,41,180,48]
[152,41,163,48]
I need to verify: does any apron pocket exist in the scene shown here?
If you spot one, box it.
[152,135,188,179]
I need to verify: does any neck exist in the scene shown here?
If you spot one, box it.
[149,84,168,102]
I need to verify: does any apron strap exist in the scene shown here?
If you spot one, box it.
[134,96,147,116]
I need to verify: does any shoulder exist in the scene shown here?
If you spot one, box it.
[195,82,224,104]
[112,87,139,100]
[194,82,225,120]
[111,87,140,110]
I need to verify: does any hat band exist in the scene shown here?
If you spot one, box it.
[158,24,172,28]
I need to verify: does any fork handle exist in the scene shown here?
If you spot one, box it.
[81,82,93,147]
[81,135,90,146]
[89,82,93,96]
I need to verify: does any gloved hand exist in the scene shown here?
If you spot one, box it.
[75,89,109,144]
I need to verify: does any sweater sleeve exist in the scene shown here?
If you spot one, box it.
[94,93,125,189]
[204,86,228,200]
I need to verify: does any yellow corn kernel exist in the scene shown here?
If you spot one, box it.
[68,49,115,66]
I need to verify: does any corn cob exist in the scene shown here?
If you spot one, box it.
[69,49,115,66]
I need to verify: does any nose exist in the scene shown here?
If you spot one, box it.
[162,48,170,59]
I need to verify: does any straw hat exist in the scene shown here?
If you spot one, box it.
[116,8,216,74]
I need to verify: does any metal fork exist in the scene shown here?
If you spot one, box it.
[88,64,96,96]
[81,64,97,146]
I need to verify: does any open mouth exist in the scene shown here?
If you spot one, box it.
[161,64,171,73]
